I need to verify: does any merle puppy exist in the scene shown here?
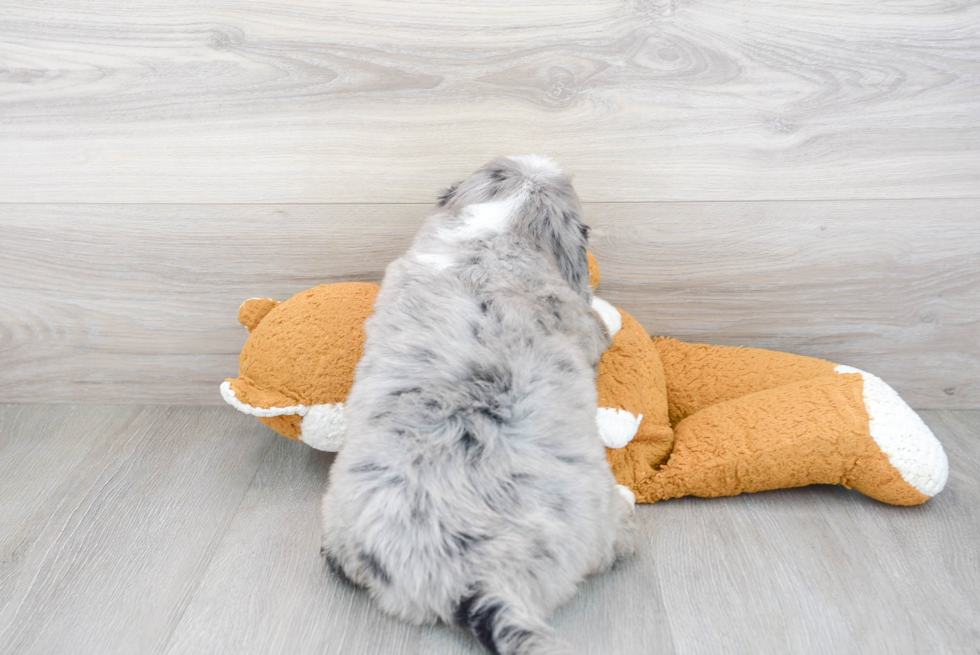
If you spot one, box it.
[321,155,636,655]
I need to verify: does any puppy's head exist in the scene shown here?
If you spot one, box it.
[437,155,591,299]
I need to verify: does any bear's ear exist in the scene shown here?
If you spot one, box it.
[238,298,279,332]
[587,252,601,291]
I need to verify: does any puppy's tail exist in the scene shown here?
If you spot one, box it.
[454,588,578,655]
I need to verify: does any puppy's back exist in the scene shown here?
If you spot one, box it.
[321,157,625,655]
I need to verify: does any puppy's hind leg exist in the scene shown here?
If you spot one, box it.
[320,494,363,588]
[594,484,638,575]
[454,588,579,655]
[613,485,638,560]
[319,526,362,588]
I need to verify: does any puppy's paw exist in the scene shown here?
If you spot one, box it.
[613,485,639,562]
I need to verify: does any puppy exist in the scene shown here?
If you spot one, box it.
[321,155,636,655]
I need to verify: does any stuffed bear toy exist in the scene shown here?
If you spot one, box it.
[221,255,947,506]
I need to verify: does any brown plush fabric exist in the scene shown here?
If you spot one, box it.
[227,282,378,408]
[652,337,839,426]
[221,255,937,506]
[239,298,280,333]
[258,415,303,440]
[635,373,928,505]
[586,251,601,290]
[598,309,675,487]
[226,377,296,412]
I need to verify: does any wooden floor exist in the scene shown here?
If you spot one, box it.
[1,404,977,655]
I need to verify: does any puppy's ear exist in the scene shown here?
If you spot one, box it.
[555,211,591,298]
[436,182,461,207]
[537,206,591,299]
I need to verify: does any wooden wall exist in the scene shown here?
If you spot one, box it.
[1,0,978,408]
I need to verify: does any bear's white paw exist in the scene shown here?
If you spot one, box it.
[300,403,347,451]
[596,407,642,449]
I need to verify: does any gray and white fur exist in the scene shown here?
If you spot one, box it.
[320,155,637,655]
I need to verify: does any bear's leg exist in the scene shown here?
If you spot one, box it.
[634,371,947,506]
[652,337,839,425]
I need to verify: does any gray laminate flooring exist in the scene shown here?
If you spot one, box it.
[0,405,977,655]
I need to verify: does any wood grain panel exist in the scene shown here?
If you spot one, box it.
[588,199,980,409]
[0,0,977,202]
[0,203,424,404]
[2,200,976,408]
[0,407,272,655]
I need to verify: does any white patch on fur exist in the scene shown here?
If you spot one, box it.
[591,296,622,337]
[616,484,636,508]
[835,365,948,496]
[441,195,523,242]
[219,380,309,417]
[507,154,563,178]
[596,407,643,449]
[300,403,347,451]
[414,252,455,270]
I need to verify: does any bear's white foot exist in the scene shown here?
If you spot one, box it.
[836,365,948,496]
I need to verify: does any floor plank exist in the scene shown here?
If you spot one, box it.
[0,405,136,541]
[0,407,272,655]
[163,432,677,655]
[2,200,977,408]
[849,410,980,649]
[0,0,977,202]
[548,526,677,655]
[648,410,980,655]
[161,437,429,655]
[0,407,977,654]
